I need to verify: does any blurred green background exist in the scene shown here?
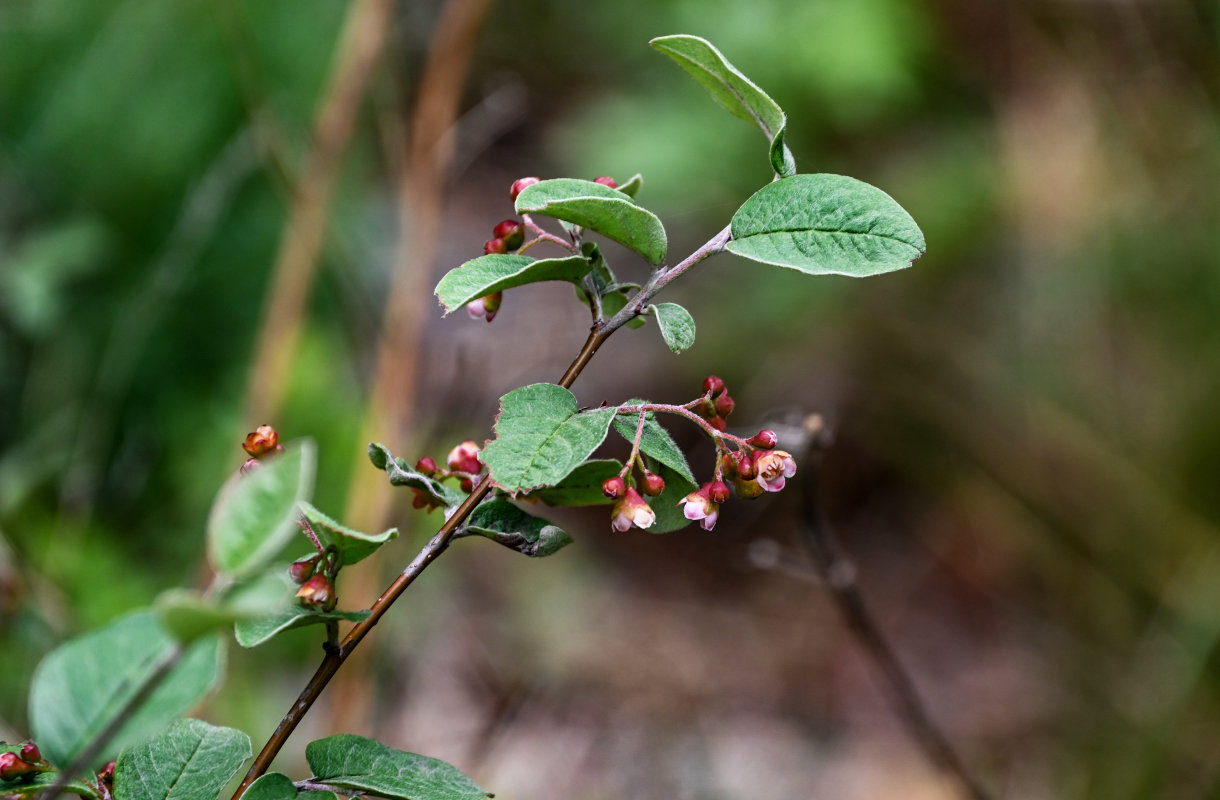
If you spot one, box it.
[3,0,1220,798]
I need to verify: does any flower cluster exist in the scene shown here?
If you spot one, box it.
[409,440,486,513]
[0,742,46,782]
[240,424,284,474]
[288,549,339,613]
[601,456,666,533]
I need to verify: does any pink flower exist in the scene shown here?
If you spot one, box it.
[679,483,720,531]
[755,450,797,492]
[465,291,502,323]
[611,487,656,532]
[446,440,483,474]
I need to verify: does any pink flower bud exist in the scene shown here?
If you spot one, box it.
[240,457,261,475]
[446,440,483,474]
[510,176,540,201]
[593,176,618,189]
[678,483,720,531]
[702,375,726,396]
[492,219,525,250]
[755,450,797,492]
[708,480,730,504]
[640,471,666,496]
[714,392,735,417]
[708,415,727,432]
[610,487,656,532]
[99,761,116,787]
[0,752,34,781]
[734,451,758,480]
[242,424,279,457]
[411,488,442,512]
[484,237,508,255]
[18,743,41,765]
[296,573,337,612]
[602,476,626,499]
[415,456,438,475]
[288,557,318,585]
[747,429,778,449]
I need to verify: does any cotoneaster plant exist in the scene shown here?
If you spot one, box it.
[5,35,924,800]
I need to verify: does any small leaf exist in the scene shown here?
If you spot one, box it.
[306,734,491,800]
[650,35,785,140]
[368,443,467,509]
[234,605,371,649]
[298,502,397,566]
[649,303,696,354]
[465,499,573,557]
[30,611,222,767]
[612,404,696,485]
[241,774,299,800]
[434,254,592,315]
[770,127,796,179]
[482,383,617,495]
[642,460,699,534]
[515,179,667,265]
[113,719,251,800]
[0,767,101,800]
[208,441,316,580]
[526,459,622,506]
[727,174,925,277]
[615,173,643,197]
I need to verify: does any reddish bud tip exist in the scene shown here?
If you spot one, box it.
[415,456,438,475]
[288,557,318,585]
[708,415,727,432]
[242,424,280,457]
[709,480,731,504]
[734,451,758,480]
[602,476,626,499]
[460,477,474,493]
[593,176,618,189]
[18,743,40,765]
[99,762,116,786]
[747,429,778,449]
[702,375,726,396]
[640,471,666,496]
[296,573,337,612]
[484,237,508,255]
[492,219,525,250]
[0,753,32,781]
[714,392,735,417]
[510,176,540,201]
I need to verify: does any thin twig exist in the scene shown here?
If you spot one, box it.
[797,421,992,800]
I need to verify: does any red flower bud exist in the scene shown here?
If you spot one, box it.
[593,176,617,189]
[410,488,441,512]
[0,753,34,782]
[415,456,438,475]
[702,375,726,396]
[460,477,474,493]
[714,392,735,417]
[99,761,116,786]
[242,425,279,457]
[18,743,40,765]
[288,557,318,585]
[296,573,337,612]
[446,440,483,474]
[484,237,508,255]
[747,429,778,449]
[510,176,540,201]
[708,480,730,504]
[492,219,525,250]
[708,415,727,432]
[602,476,626,499]
[734,451,758,480]
[640,471,666,496]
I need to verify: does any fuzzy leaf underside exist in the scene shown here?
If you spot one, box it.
[434,254,592,314]
[515,179,667,265]
[368,443,467,509]
[235,606,371,648]
[305,734,491,800]
[650,303,696,353]
[482,383,616,495]
[466,499,574,557]
[728,174,925,277]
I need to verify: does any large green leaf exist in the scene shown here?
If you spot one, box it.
[305,734,490,800]
[29,611,222,767]
[234,605,371,649]
[465,499,573,557]
[482,384,617,495]
[612,404,696,485]
[728,174,925,277]
[298,502,397,566]
[649,303,695,354]
[207,441,316,579]
[433,254,592,315]
[113,719,250,800]
[368,443,467,510]
[515,179,667,265]
[526,459,622,506]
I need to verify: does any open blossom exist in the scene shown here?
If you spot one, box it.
[679,483,720,531]
[446,440,483,474]
[755,450,797,492]
[611,487,656,532]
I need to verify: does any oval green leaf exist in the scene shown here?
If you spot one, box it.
[113,718,251,800]
[30,611,222,767]
[234,604,371,648]
[207,440,316,580]
[515,179,667,265]
[298,502,397,566]
[466,499,573,557]
[241,774,299,800]
[482,383,617,495]
[727,174,926,277]
[433,254,592,315]
[649,303,696,354]
[305,734,491,800]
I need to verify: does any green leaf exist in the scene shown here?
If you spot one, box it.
[612,404,696,485]
[241,774,299,800]
[30,611,222,767]
[234,605,371,649]
[155,590,238,644]
[526,459,622,506]
[515,179,667,265]
[368,443,467,510]
[305,734,491,800]
[298,502,397,566]
[727,174,926,277]
[465,499,573,557]
[770,127,796,179]
[0,766,102,800]
[642,460,699,534]
[113,718,250,800]
[615,173,643,197]
[650,35,785,141]
[208,441,316,580]
[649,303,695,354]
[482,383,617,495]
[433,254,592,315]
